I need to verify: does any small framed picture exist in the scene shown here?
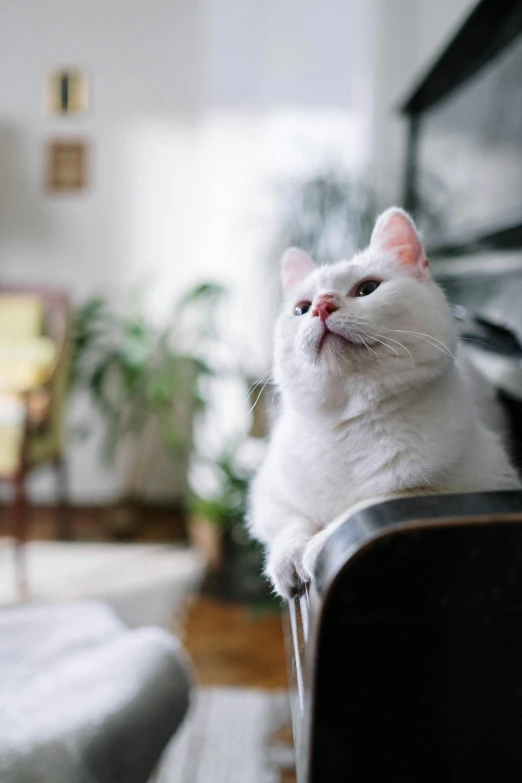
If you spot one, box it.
[46,140,89,192]
[43,69,89,115]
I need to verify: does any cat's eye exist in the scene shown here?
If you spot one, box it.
[294,301,311,316]
[354,280,380,297]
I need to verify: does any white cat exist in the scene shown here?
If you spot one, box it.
[248,207,521,598]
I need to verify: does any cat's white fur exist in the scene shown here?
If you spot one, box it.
[248,207,520,598]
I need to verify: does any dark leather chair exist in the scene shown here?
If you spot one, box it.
[287,491,522,782]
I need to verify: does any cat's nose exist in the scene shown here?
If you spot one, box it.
[312,294,339,322]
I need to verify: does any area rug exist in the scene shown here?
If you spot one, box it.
[0,539,206,630]
[156,687,294,783]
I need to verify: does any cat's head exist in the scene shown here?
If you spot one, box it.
[274,207,457,408]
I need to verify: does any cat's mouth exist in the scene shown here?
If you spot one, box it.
[318,325,361,352]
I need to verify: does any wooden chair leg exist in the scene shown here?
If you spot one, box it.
[13,471,29,600]
[55,457,72,540]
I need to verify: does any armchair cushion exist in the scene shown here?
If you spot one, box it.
[0,286,70,476]
[0,294,44,340]
[0,333,58,474]
[0,336,56,392]
[0,394,26,475]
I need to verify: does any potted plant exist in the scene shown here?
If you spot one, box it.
[70,284,224,535]
[189,444,273,603]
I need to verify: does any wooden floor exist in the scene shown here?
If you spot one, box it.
[170,542,297,781]
[181,595,288,688]
[0,503,188,543]
[181,596,296,782]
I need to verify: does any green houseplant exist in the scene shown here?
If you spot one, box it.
[70,283,225,533]
[273,166,377,263]
[189,445,273,603]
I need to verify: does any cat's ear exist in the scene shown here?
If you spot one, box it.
[370,207,430,279]
[281,247,315,293]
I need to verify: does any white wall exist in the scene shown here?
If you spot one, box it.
[0,0,201,296]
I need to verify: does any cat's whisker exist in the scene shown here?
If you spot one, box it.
[359,335,381,364]
[386,329,455,360]
[410,334,455,360]
[246,363,283,403]
[247,376,272,416]
[247,373,269,394]
[397,333,453,360]
[458,336,511,356]
[373,332,415,366]
[365,333,400,360]
[246,368,273,401]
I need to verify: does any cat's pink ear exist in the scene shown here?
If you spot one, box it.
[370,207,430,279]
[281,247,315,293]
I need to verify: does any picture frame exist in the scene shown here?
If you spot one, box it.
[46,140,89,192]
[43,69,89,115]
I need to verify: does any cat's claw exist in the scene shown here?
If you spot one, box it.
[302,528,331,582]
[266,541,310,600]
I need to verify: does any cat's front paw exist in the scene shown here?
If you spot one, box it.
[302,528,332,582]
[266,537,310,600]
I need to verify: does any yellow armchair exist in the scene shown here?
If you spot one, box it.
[0,285,72,593]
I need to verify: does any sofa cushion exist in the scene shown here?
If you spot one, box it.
[0,601,192,783]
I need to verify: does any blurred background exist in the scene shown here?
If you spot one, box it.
[1,0,521,781]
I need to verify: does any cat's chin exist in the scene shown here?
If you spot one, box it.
[318,329,360,354]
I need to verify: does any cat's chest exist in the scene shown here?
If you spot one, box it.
[272,418,381,521]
